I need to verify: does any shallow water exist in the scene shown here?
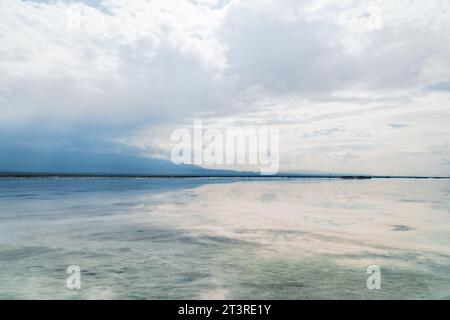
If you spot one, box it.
[0,177,449,299]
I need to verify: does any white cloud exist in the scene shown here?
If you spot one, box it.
[0,0,449,174]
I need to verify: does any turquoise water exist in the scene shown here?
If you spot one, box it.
[0,177,449,299]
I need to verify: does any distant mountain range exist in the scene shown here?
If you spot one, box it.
[0,147,250,176]
[0,147,346,177]
[2,147,446,179]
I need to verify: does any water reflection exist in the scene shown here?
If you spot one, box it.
[0,178,449,299]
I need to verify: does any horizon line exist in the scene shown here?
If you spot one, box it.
[0,172,449,180]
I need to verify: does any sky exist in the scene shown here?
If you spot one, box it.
[1,0,450,175]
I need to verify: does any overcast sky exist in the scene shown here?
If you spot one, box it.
[1,0,450,175]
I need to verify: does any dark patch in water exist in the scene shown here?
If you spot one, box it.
[0,246,54,261]
[114,270,126,274]
[392,225,412,232]
[201,235,256,246]
[176,271,210,283]
[90,226,256,248]
[13,194,37,198]
[400,199,440,205]
[243,280,305,290]
[90,227,182,242]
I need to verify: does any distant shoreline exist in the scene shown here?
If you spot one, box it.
[0,173,449,180]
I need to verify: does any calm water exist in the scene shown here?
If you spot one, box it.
[0,177,449,299]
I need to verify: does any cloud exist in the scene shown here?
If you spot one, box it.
[220,0,355,96]
[0,0,450,175]
[0,0,230,150]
